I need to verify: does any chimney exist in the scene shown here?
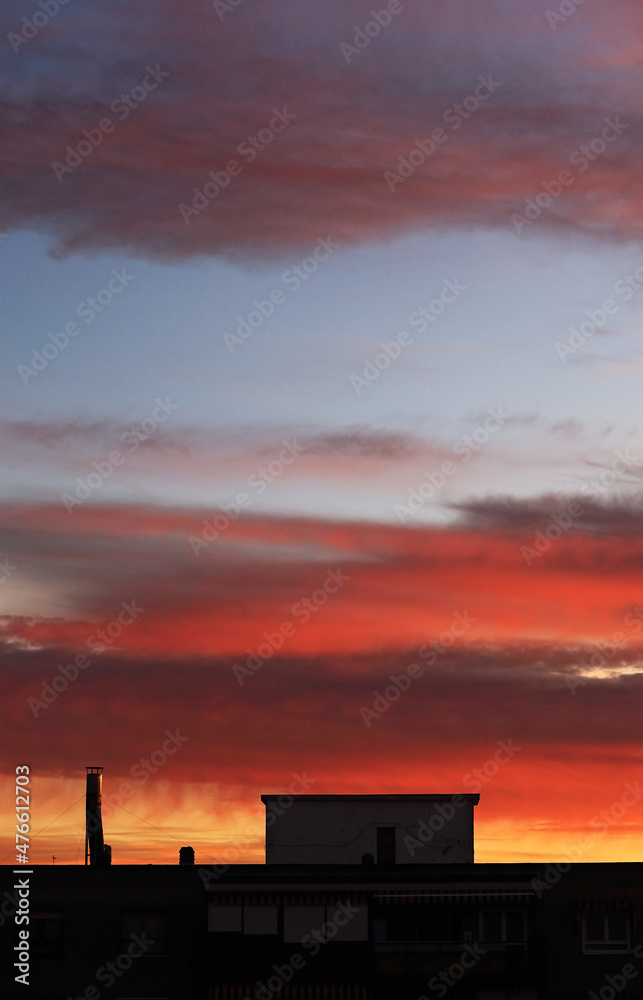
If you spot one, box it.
[179,846,195,865]
[85,766,111,867]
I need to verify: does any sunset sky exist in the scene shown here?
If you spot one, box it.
[2,0,643,867]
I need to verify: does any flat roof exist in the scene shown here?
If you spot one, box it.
[203,864,535,887]
[261,794,480,802]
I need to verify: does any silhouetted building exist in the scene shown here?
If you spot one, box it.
[262,794,479,865]
[2,791,643,999]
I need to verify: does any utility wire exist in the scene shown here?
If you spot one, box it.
[109,800,245,865]
[0,794,85,864]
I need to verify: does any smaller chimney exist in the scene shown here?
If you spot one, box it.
[179,846,195,866]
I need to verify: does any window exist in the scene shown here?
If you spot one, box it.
[582,912,630,953]
[208,904,241,932]
[383,907,462,943]
[283,903,368,943]
[32,912,63,957]
[480,909,526,947]
[386,908,417,942]
[121,913,166,955]
[284,905,326,943]
[377,827,396,865]
[244,905,278,935]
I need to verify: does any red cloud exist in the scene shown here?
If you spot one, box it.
[1,0,642,259]
[3,500,643,656]
[4,497,643,863]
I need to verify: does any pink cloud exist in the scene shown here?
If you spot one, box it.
[1,0,641,259]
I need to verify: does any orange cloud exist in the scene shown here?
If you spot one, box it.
[4,500,643,864]
[3,500,643,654]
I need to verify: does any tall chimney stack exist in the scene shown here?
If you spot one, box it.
[85,766,111,866]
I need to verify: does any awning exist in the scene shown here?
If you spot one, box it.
[207,888,534,905]
[582,994,638,1000]
[581,899,638,910]
[211,985,370,1000]
[208,892,369,906]
[374,889,534,903]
